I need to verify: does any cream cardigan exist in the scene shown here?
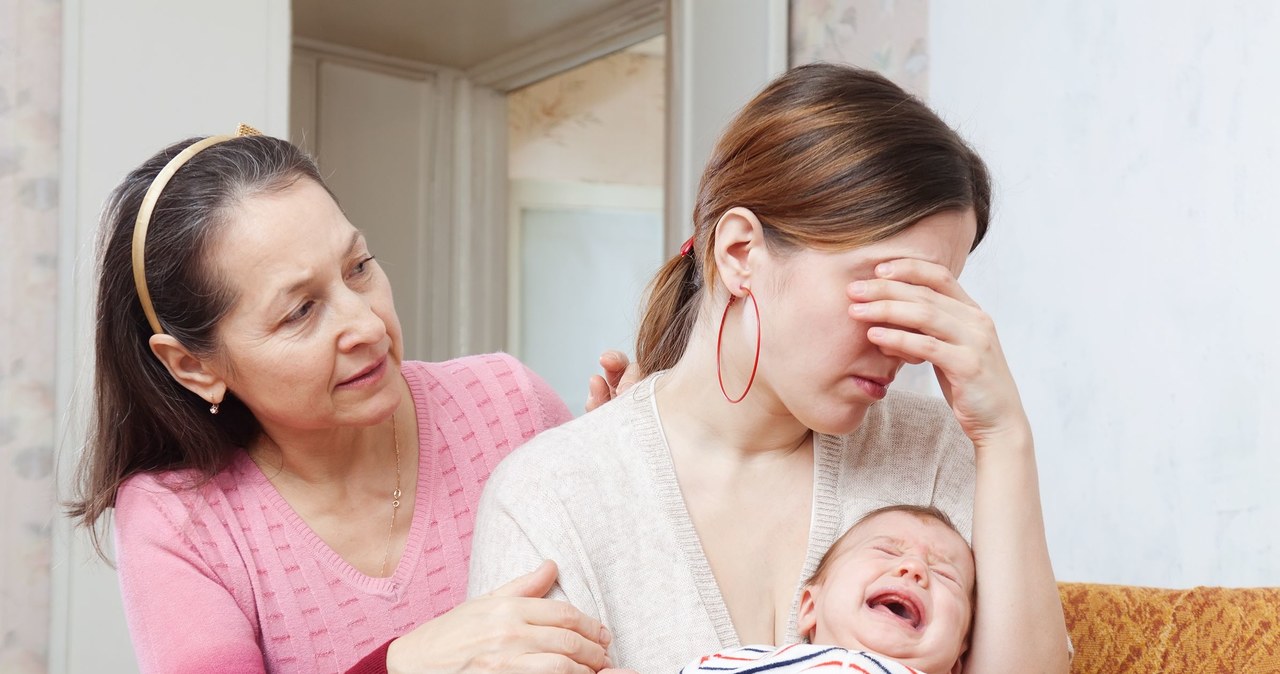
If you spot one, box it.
[469,375,974,674]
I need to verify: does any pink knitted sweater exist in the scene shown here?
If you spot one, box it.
[113,355,572,674]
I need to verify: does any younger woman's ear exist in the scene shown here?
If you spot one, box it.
[711,206,767,296]
[796,586,819,643]
[148,334,227,404]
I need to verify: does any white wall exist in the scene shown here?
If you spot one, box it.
[53,2,290,671]
[929,2,1280,587]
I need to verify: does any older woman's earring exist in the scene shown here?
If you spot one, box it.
[716,287,761,404]
[209,395,220,415]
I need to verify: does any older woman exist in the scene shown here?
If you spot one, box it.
[68,129,623,674]
[469,64,1070,673]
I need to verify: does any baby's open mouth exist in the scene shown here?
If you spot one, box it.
[867,591,924,629]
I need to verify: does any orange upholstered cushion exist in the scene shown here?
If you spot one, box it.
[1059,582,1280,673]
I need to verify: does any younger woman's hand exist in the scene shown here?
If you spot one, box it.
[386,560,614,674]
[848,258,1030,447]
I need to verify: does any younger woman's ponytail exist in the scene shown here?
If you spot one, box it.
[635,244,702,376]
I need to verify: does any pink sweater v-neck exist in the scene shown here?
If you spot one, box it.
[113,355,572,674]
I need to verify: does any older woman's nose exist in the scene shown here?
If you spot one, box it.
[335,289,386,352]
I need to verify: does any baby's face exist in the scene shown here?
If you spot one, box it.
[798,511,975,674]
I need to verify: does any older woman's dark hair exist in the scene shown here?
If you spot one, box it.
[637,63,992,376]
[67,135,329,555]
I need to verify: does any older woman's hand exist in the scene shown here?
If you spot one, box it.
[585,350,641,413]
[848,258,1030,448]
[386,561,615,674]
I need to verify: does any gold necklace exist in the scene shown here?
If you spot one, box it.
[379,413,403,577]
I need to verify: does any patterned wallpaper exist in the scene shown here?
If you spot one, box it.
[0,0,60,672]
[508,41,664,187]
[790,0,929,98]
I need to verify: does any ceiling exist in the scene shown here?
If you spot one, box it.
[292,0,643,69]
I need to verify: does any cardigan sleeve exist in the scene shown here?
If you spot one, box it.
[467,459,575,603]
[466,443,606,625]
[114,480,267,674]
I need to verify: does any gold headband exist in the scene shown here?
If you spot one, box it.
[131,124,261,334]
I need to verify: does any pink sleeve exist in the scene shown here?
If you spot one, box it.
[114,481,266,674]
[520,361,573,430]
[344,638,392,674]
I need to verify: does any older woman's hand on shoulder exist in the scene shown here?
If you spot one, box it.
[584,350,641,413]
[387,561,618,674]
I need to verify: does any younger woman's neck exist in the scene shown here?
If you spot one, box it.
[655,335,812,460]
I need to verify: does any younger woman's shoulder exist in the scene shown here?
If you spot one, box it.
[483,385,647,493]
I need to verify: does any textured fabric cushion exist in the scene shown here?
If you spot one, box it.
[1059,583,1280,673]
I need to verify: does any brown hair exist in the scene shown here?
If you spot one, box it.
[66,135,330,556]
[806,503,966,588]
[636,63,991,375]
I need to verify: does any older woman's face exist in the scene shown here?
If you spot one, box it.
[748,209,977,435]
[207,178,404,433]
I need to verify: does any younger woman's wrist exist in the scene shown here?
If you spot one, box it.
[970,421,1034,461]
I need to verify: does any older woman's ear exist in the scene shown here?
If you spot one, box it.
[148,333,226,405]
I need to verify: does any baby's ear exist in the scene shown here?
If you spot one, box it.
[949,641,969,674]
[796,586,818,643]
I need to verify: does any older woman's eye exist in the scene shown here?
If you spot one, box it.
[350,255,376,277]
[285,300,314,324]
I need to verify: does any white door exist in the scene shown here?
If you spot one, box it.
[510,182,663,413]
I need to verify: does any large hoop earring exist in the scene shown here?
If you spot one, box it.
[716,287,761,404]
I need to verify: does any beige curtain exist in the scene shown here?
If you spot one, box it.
[0,1,60,672]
